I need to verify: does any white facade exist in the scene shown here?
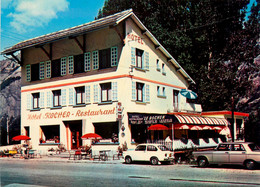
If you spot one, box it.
[6,10,202,152]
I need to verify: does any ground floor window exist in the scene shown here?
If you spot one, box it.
[131,124,149,143]
[93,122,118,142]
[40,125,60,144]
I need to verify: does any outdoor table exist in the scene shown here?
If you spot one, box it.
[99,150,110,161]
[81,151,91,160]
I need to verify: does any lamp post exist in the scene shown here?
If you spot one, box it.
[231,97,235,142]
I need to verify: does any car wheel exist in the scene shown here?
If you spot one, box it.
[150,157,159,165]
[125,156,132,164]
[197,157,208,168]
[245,160,255,170]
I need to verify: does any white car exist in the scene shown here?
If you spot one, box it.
[124,143,174,165]
[193,142,260,169]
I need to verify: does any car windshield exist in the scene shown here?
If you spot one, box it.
[158,145,169,151]
[248,144,260,151]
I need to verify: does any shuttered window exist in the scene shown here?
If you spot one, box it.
[68,56,74,74]
[84,52,91,71]
[111,47,118,67]
[93,51,99,70]
[39,62,45,80]
[26,65,31,82]
[85,85,91,103]
[46,61,51,78]
[61,57,67,76]
[112,82,118,101]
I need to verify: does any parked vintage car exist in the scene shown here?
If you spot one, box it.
[124,143,174,165]
[193,142,260,169]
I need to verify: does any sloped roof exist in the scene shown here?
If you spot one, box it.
[2,9,194,84]
[1,9,133,55]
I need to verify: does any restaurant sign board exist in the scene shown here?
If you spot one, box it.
[128,113,177,125]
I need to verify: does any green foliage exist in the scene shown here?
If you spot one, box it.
[98,0,259,142]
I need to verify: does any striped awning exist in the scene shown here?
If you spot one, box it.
[174,115,229,126]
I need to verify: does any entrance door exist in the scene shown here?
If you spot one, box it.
[68,121,82,149]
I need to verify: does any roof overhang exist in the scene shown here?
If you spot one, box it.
[129,13,195,84]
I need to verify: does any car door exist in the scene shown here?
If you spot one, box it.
[134,145,146,161]
[213,144,230,163]
[229,144,247,164]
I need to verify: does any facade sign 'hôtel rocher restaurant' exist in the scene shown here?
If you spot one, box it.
[1,9,249,154]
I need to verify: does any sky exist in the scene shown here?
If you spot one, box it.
[0,0,256,61]
[0,0,106,60]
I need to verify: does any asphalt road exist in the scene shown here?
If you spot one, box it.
[1,159,260,187]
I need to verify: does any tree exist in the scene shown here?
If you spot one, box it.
[97,0,259,142]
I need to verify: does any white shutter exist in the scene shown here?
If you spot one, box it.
[111,47,118,66]
[132,81,136,100]
[131,47,136,66]
[27,94,32,110]
[61,89,67,106]
[84,52,91,71]
[68,56,74,74]
[145,51,149,70]
[46,61,51,78]
[145,84,150,102]
[61,57,67,76]
[46,91,52,108]
[92,51,99,70]
[69,88,74,105]
[39,62,45,80]
[112,82,118,101]
[85,85,91,103]
[40,92,45,108]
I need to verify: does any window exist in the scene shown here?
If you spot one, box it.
[136,82,144,102]
[99,48,111,69]
[162,87,165,96]
[157,86,160,96]
[217,144,231,151]
[135,145,146,151]
[156,59,160,71]
[40,125,60,144]
[51,59,61,78]
[162,63,166,75]
[53,90,61,107]
[100,83,112,102]
[75,86,85,105]
[31,63,40,81]
[74,54,84,74]
[136,49,144,68]
[147,145,157,151]
[32,93,40,109]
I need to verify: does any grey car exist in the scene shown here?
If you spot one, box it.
[193,142,260,169]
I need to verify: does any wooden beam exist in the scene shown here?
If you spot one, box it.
[110,25,125,45]
[36,44,52,60]
[40,46,51,59]
[73,37,84,52]
[9,53,21,64]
